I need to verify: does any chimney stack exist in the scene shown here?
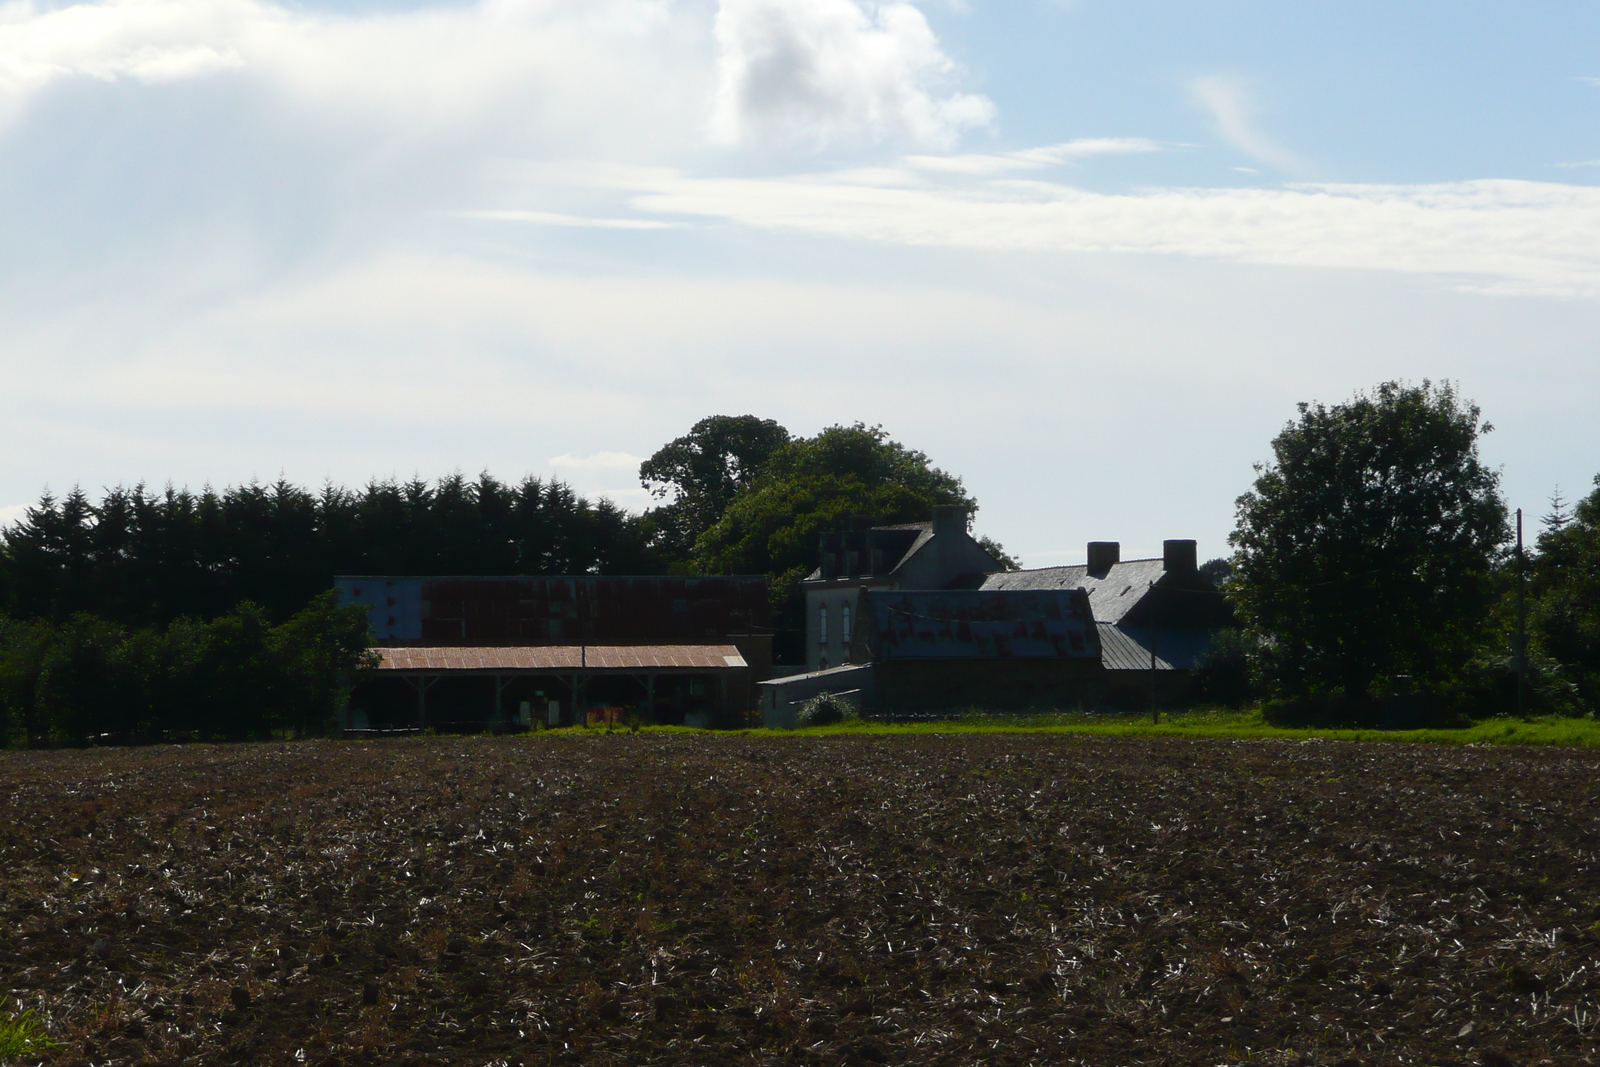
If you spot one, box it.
[1163,539,1197,574]
[1086,541,1120,573]
[931,505,967,537]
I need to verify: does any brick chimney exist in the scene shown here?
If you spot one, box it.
[1086,541,1120,574]
[1163,539,1197,574]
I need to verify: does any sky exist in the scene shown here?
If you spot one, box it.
[2,0,1599,566]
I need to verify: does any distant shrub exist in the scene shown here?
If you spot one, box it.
[1442,651,1584,719]
[796,691,858,728]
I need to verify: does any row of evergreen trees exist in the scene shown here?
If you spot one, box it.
[0,474,658,627]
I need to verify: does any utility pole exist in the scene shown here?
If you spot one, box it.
[1515,508,1528,718]
[1149,580,1158,725]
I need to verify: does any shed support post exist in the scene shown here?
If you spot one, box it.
[493,675,513,731]
[404,674,439,729]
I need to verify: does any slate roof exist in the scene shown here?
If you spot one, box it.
[1096,624,1214,671]
[857,589,1099,660]
[980,559,1169,625]
[377,645,747,672]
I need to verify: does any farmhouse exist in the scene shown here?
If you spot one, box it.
[336,575,769,730]
[761,510,1230,723]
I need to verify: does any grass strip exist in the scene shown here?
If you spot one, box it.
[540,710,1600,746]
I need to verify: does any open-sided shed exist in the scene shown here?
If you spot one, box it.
[356,644,751,730]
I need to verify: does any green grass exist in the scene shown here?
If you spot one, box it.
[542,708,1600,746]
[0,1010,56,1062]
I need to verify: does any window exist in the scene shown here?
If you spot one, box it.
[842,604,852,645]
[818,604,829,645]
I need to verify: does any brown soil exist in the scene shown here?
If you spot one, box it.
[1,734,1597,1067]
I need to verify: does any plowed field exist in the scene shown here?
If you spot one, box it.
[2,735,1598,1067]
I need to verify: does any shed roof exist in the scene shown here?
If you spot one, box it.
[980,559,1168,624]
[376,645,747,672]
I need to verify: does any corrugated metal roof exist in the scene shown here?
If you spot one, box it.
[980,559,1168,624]
[1096,625,1214,671]
[377,645,747,672]
[859,589,1099,660]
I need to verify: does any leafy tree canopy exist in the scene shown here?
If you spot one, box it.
[639,415,791,562]
[1228,380,1508,700]
[692,422,977,595]
[1531,474,1600,707]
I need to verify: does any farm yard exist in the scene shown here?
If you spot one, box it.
[1,734,1598,1067]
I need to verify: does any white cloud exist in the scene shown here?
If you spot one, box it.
[549,451,647,470]
[603,164,1600,296]
[0,0,703,151]
[0,502,31,529]
[904,136,1161,175]
[458,210,680,230]
[709,0,994,148]
[0,0,249,102]
[1190,74,1304,174]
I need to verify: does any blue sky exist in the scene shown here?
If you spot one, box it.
[928,2,1600,187]
[2,0,1598,566]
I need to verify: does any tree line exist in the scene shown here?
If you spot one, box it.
[2,391,1597,743]
[0,423,986,743]
[0,593,372,746]
[0,475,657,744]
[0,475,655,627]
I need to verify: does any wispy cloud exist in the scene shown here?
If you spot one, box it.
[1555,160,1600,168]
[459,210,680,230]
[597,164,1600,296]
[1190,75,1305,174]
[549,452,647,470]
[904,137,1162,175]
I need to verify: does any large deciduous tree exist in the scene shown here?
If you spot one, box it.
[639,415,792,562]
[1229,381,1507,700]
[693,422,977,599]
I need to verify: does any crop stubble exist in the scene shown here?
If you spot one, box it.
[1,735,1597,1066]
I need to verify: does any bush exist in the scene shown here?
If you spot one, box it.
[796,691,858,728]
[1442,650,1583,719]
